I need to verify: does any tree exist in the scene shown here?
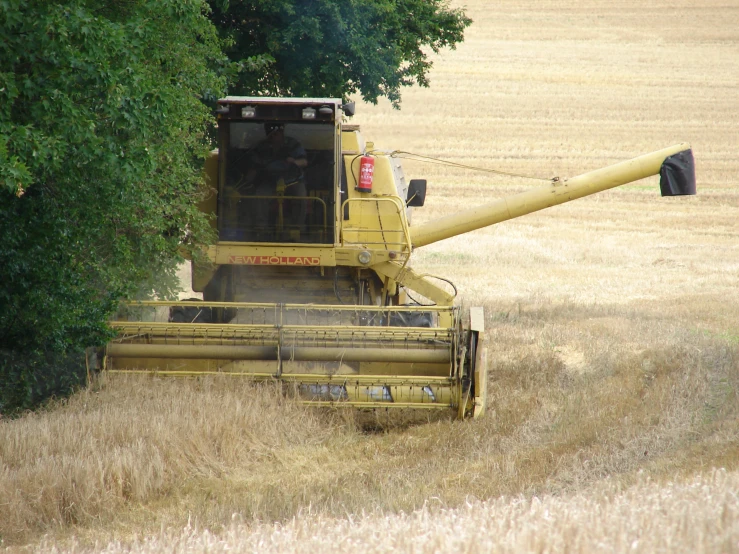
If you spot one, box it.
[209,0,471,106]
[0,0,226,412]
[0,0,469,413]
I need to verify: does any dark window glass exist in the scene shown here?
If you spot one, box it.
[218,121,335,244]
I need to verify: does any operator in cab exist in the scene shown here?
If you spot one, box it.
[244,123,308,241]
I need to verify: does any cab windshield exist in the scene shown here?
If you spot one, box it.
[218,120,336,244]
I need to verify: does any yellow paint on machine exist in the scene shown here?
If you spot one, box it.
[105,96,695,420]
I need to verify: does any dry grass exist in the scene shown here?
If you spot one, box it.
[33,470,739,554]
[2,334,737,551]
[2,0,739,551]
[0,380,352,544]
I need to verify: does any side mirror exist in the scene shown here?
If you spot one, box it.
[407,179,427,207]
[340,102,356,117]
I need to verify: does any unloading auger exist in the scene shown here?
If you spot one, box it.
[105,97,696,419]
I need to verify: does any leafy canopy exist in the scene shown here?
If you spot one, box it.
[210,0,471,106]
[0,0,225,357]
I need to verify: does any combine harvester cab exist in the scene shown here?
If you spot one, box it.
[105,97,696,419]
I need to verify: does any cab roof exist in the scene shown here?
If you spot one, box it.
[218,97,342,106]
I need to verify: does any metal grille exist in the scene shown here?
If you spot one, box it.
[112,302,455,351]
[107,302,461,410]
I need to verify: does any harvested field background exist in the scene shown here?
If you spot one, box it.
[2,0,738,552]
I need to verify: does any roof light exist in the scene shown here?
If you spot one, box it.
[241,106,256,118]
[319,105,333,116]
[302,107,316,119]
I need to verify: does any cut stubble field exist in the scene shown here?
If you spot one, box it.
[2,1,738,552]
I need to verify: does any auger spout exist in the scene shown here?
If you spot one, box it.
[409,143,695,248]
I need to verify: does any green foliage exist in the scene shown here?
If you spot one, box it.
[210,0,471,106]
[0,348,88,415]
[0,140,32,196]
[0,0,226,411]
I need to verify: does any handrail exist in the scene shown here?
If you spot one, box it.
[230,194,328,229]
[340,196,412,254]
[118,301,455,312]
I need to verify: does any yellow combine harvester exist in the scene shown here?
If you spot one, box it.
[105,97,696,418]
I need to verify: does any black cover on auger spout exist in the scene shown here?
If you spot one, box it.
[660,149,696,196]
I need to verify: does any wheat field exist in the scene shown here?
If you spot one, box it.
[2,0,738,552]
